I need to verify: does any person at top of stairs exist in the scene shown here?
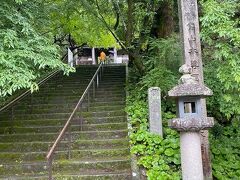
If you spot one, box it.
[99,51,106,64]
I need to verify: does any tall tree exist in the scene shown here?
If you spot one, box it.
[0,0,73,97]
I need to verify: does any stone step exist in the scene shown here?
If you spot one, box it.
[0,171,132,180]
[44,76,126,83]
[18,91,124,102]
[42,83,125,90]
[24,92,125,101]
[13,100,124,110]
[46,77,125,82]
[0,130,128,142]
[0,110,125,120]
[27,90,125,98]
[0,148,130,163]
[0,122,127,134]
[53,172,132,180]
[26,97,79,103]
[35,86,125,93]
[14,101,125,110]
[81,110,126,118]
[0,116,126,127]
[45,76,125,82]
[6,105,124,115]
[0,138,129,152]
[0,112,71,120]
[34,84,125,91]
[45,79,125,85]
[0,158,131,176]
[93,97,125,102]
[22,91,125,99]
[23,97,122,106]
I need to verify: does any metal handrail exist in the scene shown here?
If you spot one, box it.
[0,70,60,113]
[46,62,103,179]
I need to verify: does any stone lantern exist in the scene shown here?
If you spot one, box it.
[168,64,214,180]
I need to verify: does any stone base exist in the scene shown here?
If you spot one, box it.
[169,117,214,131]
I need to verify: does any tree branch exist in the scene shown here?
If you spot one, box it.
[95,0,127,50]
[111,0,120,30]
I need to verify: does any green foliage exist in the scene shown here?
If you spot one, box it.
[142,35,181,85]
[139,67,176,96]
[0,0,73,97]
[210,120,240,179]
[135,36,180,111]
[126,87,181,179]
[200,0,240,120]
[145,36,182,72]
[49,0,118,48]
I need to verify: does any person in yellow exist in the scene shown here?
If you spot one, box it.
[99,51,106,63]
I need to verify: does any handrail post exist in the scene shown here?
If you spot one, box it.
[87,92,90,111]
[11,106,14,122]
[101,65,104,77]
[80,115,83,131]
[10,106,14,134]
[48,157,53,180]
[30,93,33,113]
[93,80,95,99]
[78,105,82,131]
[67,127,71,159]
[97,74,99,88]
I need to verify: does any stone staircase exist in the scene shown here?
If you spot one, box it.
[0,65,132,179]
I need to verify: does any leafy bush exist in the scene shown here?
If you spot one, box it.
[200,0,240,120]
[210,120,240,179]
[126,89,181,179]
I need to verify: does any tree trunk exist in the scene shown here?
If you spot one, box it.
[151,1,174,38]
[129,52,145,75]
[126,0,134,46]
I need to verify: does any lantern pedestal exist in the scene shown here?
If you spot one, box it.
[180,132,203,180]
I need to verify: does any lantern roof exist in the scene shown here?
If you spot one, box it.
[168,83,213,98]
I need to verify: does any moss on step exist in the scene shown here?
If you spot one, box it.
[0,130,128,142]
[0,123,127,134]
[80,110,126,118]
[0,148,130,163]
[53,159,131,174]
[0,138,129,153]
[0,159,131,176]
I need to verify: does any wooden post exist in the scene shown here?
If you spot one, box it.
[178,0,212,179]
